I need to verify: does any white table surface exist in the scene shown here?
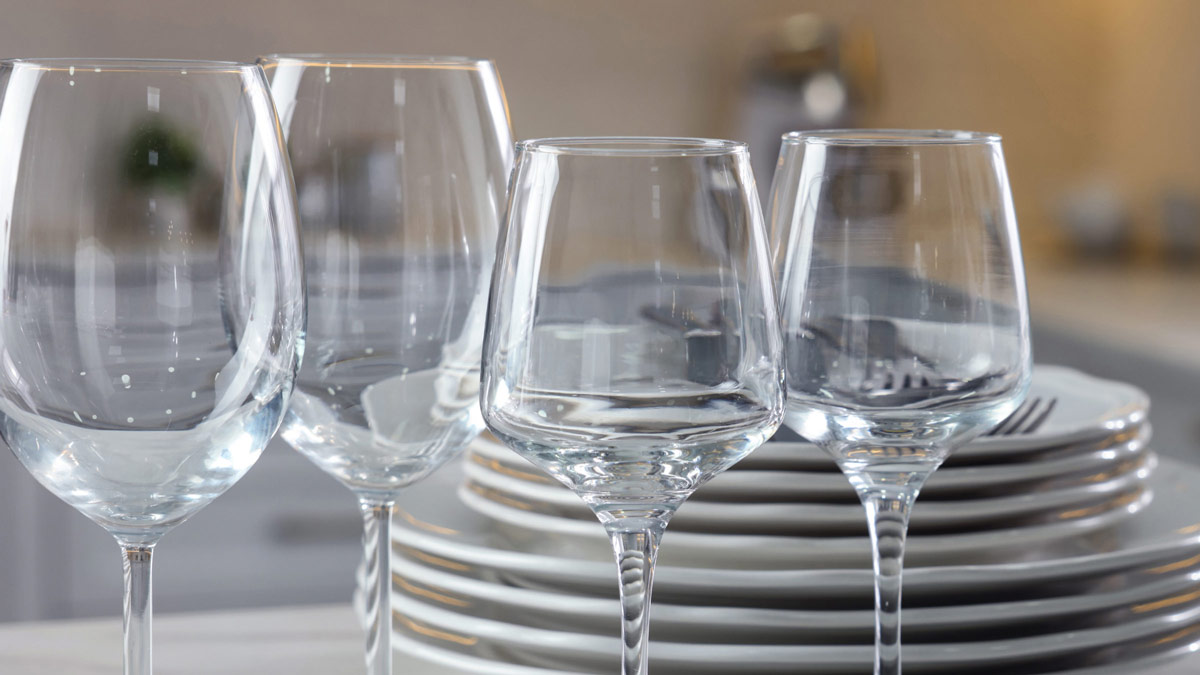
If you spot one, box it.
[0,604,443,674]
[1,603,1198,674]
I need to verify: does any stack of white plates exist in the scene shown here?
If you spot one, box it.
[387,365,1200,673]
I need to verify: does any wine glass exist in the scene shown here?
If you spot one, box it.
[0,59,304,674]
[770,130,1033,674]
[258,54,512,674]
[481,137,785,675]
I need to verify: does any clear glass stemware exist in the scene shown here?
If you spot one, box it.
[0,58,305,674]
[481,137,785,675]
[771,129,1033,675]
[259,54,513,675]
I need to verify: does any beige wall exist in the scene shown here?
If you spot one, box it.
[1095,0,1200,257]
[3,0,1198,263]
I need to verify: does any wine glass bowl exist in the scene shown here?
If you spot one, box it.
[259,54,513,674]
[771,129,1032,674]
[263,54,510,498]
[0,58,304,673]
[481,137,784,673]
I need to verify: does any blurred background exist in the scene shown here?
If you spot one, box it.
[0,0,1196,622]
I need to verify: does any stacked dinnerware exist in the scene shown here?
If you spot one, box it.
[384,365,1200,673]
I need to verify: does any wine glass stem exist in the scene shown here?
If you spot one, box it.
[860,489,915,675]
[121,544,154,675]
[606,522,666,675]
[361,500,396,675]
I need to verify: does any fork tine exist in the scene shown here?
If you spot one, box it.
[1021,397,1057,435]
[1001,397,1042,436]
[986,399,1023,436]
[987,398,1033,436]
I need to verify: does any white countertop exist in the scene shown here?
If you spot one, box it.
[1,603,1198,674]
[0,604,455,674]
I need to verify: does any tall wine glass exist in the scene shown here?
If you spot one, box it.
[771,130,1033,674]
[481,137,785,675]
[0,59,304,674]
[258,54,512,674]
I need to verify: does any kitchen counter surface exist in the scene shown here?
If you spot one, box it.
[1028,264,1200,373]
[1,603,1198,674]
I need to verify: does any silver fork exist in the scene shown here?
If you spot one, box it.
[986,396,1058,436]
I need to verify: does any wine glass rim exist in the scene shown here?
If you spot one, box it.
[259,54,493,69]
[0,57,254,73]
[518,137,748,157]
[783,129,1002,145]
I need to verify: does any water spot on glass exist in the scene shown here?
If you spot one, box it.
[121,373,131,388]
[365,347,374,355]
[93,67,101,73]
[73,411,82,422]
[180,69,187,75]
[191,391,197,399]
[324,64,331,83]
[556,404,564,412]
[327,387,336,396]
[69,66,75,76]
[69,81,75,87]
[127,417,135,423]
[91,414,98,420]
[167,366,175,373]
[336,385,343,391]
[537,409,548,418]
[165,409,172,415]
[79,371,86,376]
[409,313,416,325]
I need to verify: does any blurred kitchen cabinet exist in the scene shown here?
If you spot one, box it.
[0,439,361,622]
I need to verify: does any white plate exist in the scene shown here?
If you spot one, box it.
[469,425,1151,502]
[463,449,1154,535]
[471,365,1150,479]
[764,365,1149,466]
[459,473,1149,568]
[393,631,1200,675]
[393,548,1200,643]
[752,426,1146,473]
[392,591,1200,674]
[391,454,1200,602]
[394,633,570,674]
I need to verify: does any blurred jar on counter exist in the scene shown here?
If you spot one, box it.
[734,13,879,202]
